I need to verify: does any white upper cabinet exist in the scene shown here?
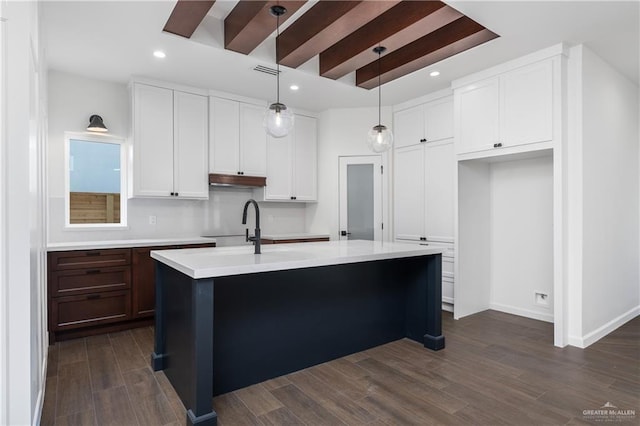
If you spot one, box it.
[454,57,556,157]
[455,78,500,154]
[394,97,453,148]
[131,82,208,199]
[209,97,266,177]
[292,115,317,201]
[264,133,293,200]
[209,97,240,175]
[260,114,317,202]
[239,103,268,177]
[501,60,553,147]
[173,91,209,198]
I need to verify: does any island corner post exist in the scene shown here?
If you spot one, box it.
[152,253,444,426]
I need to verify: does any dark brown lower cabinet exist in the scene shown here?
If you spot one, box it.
[48,242,215,344]
[132,247,162,318]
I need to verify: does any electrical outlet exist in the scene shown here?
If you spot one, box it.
[535,292,549,306]
[149,215,157,225]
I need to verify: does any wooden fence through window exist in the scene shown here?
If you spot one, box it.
[70,192,121,224]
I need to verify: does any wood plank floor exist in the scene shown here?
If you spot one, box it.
[41,311,640,425]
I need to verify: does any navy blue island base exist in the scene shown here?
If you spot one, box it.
[152,254,444,426]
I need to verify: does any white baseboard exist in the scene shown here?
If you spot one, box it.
[569,305,640,349]
[442,302,454,313]
[32,350,47,426]
[489,302,554,323]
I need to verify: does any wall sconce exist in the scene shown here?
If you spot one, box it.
[87,115,108,132]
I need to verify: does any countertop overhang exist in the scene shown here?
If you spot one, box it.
[151,240,443,279]
[47,237,217,252]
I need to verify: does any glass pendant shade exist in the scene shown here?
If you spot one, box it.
[366,124,393,153]
[264,102,294,138]
[87,114,108,132]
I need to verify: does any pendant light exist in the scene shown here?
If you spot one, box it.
[366,46,393,153]
[264,5,294,138]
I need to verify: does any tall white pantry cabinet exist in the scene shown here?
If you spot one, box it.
[393,94,456,308]
[452,44,565,346]
[130,80,209,199]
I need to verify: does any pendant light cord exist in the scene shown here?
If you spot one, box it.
[276,11,281,105]
[378,47,381,127]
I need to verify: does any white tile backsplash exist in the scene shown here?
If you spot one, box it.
[48,187,307,245]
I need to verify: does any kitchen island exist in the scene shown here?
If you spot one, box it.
[151,240,445,426]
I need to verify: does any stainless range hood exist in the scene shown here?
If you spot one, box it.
[209,174,266,188]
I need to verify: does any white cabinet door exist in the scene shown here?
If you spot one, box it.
[173,91,208,199]
[501,60,553,148]
[265,134,293,200]
[455,78,500,154]
[393,105,424,148]
[292,115,317,201]
[132,83,174,197]
[424,98,453,143]
[394,144,425,241]
[209,97,240,175]
[424,140,454,242]
[239,103,267,177]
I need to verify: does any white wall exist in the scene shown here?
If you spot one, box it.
[47,70,306,244]
[1,1,48,424]
[306,107,392,240]
[489,155,554,322]
[579,46,640,344]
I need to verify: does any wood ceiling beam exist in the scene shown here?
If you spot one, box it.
[356,17,499,89]
[277,0,401,69]
[320,2,463,80]
[163,0,216,39]
[225,1,307,55]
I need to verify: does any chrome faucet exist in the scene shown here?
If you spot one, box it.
[242,199,261,254]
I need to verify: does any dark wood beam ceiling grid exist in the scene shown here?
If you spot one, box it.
[277,0,401,68]
[163,0,499,91]
[224,1,307,54]
[320,1,463,80]
[356,16,499,89]
[163,0,217,39]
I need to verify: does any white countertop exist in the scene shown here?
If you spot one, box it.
[151,240,443,279]
[260,233,330,240]
[47,237,217,252]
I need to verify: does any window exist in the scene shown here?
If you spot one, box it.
[65,132,127,227]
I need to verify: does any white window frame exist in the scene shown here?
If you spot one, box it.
[64,131,128,229]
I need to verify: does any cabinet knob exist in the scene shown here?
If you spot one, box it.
[493,142,503,148]
[174,192,179,196]
[420,138,427,143]
[170,192,175,196]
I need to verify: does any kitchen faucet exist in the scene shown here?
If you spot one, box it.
[242,199,261,254]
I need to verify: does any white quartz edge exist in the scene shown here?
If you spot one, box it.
[47,237,217,252]
[260,233,330,240]
[150,240,444,279]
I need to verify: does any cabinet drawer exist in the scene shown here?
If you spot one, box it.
[49,249,131,271]
[51,290,131,331]
[50,266,131,297]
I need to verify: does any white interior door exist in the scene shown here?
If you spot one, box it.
[339,156,382,241]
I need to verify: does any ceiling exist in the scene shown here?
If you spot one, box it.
[42,1,639,112]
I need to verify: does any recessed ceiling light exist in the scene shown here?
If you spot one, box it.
[153,50,166,59]
[430,70,440,77]
[290,85,299,91]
